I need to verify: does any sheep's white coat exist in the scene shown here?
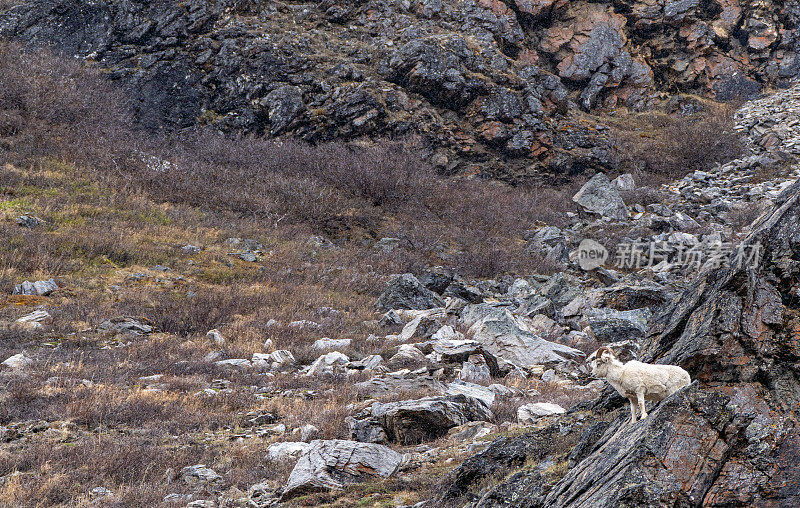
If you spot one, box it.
[589,347,691,423]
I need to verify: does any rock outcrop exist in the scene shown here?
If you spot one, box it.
[358,394,494,445]
[282,440,405,499]
[433,177,800,507]
[572,173,629,220]
[468,309,584,368]
[375,273,445,312]
[2,0,798,180]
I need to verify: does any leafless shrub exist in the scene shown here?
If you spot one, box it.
[727,202,770,234]
[619,186,667,207]
[116,286,272,338]
[0,432,219,506]
[611,102,743,183]
[1,40,585,279]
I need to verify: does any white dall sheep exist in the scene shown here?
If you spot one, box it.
[588,347,691,424]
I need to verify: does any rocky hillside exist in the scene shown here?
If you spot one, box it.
[2,2,800,508]
[1,0,798,179]
[1,23,800,504]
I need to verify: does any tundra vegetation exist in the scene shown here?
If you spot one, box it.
[0,18,793,508]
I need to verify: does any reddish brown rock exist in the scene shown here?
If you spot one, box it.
[512,0,558,19]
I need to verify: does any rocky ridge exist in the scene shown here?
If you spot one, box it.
[424,82,800,507]
[1,0,800,179]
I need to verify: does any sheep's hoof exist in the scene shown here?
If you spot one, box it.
[639,413,648,420]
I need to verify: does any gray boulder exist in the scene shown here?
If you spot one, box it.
[613,173,636,191]
[387,344,427,368]
[347,417,388,444]
[447,380,496,407]
[460,302,511,327]
[13,279,58,296]
[97,316,154,335]
[513,294,555,318]
[346,354,382,371]
[1,352,32,371]
[431,337,500,376]
[266,442,311,462]
[354,375,446,399]
[370,394,493,444]
[468,310,583,368]
[586,307,651,342]
[16,214,42,228]
[305,351,349,377]
[517,402,566,423]
[443,278,485,303]
[397,314,444,341]
[572,173,628,220]
[457,355,492,384]
[525,226,570,264]
[282,440,404,499]
[14,309,52,330]
[375,273,445,312]
[312,338,352,351]
[538,273,583,309]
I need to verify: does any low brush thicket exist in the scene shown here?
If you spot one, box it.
[0,41,576,279]
[609,99,744,183]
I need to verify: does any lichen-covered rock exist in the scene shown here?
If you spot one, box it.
[572,173,629,220]
[468,309,583,368]
[375,273,445,312]
[586,307,651,342]
[369,394,493,444]
[517,402,565,423]
[282,440,404,499]
[13,279,58,296]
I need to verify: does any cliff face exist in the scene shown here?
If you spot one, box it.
[1,0,798,179]
[543,180,800,506]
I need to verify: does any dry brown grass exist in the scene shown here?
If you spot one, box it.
[608,100,743,184]
[0,40,579,279]
[491,377,596,424]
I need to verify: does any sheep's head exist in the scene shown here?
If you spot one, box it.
[588,346,617,377]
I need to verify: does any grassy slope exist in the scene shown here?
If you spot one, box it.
[0,39,744,506]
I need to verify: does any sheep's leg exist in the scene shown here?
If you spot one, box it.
[636,390,648,420]
[628,397,638,424]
